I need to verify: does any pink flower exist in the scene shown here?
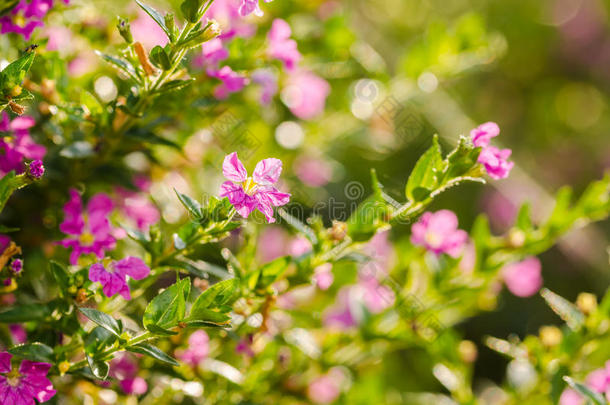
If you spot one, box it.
[283,70,330,120]
[323,288,357,329]
[410,210,468,258]
[58,189,116,265]
[478,146,514,180]
[267,19,301,71]
[470,122,500,148]
[207,66,250,99]
[235,335,255,357]
[0,113,46,175]
[130,8,168,50]
[313,263,333,290]
[28,159,44,179]
[357,273,395,314]
[0,352,56,404]
[586,361,610,393]
[9,325,26,344]
[207,0,256,40]
[307,372,341,404]
[251,69,278,105]
[115,186,160,231]
[219,152,290,223]
[110,353,148,395]
[0,0,52,40]
[502,257,543,297]
[238,0,272,17]
[294,156,332,187]
[193,38,229,68]
[89,256,150,300]
[176,330,209,367]
[559,389,584,405]
[470,122,513,180]
[288,236,312,257]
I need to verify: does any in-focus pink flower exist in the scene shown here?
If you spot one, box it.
[470,122,500,148]
[28,159,44,179]
[58,189,116,265]
[410,210,468,258]
[267,19,301,71]
[283,70,330,120]
[251,69,278,105]
[478,146,514,180]
[207,66,250,99]
[0,113,46,175]
[502,257,543,297]
[176,330,209,367]
[313,263,333,290]
[238,0,272,17]
[89,256,150,300]
[110,353,148,395]
[219,152,290,223]
[0,352,56,404]
[307,372,341,404]
[9,325,27,344]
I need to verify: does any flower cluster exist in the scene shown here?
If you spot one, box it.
[0,0,68,40]
[471,122,514,180]
[0,113,45,176]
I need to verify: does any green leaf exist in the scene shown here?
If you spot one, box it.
[181,0,201,23]
[175,189,202,219]
[50,261,70,295]
[0,0,19,15]
[563,376,606,405]
[143,278,190,331]
[257,256,290,289]
[188,278,237,323]
[84,326,117,356]
[87,355,109,380]
[81,91,104,116]
[127,343,179,366]
[405,135,443,201]
[150,45,171,70]
[135,0,171,39]
[1,51,35,89]
[96,51,139,82]
[515,203,533,231]
[540,288,585,331]
[157,79,195,94]
[444,135,481,180]
[125,129,180,150]
[9,343,54,362]
[0,303,51,322]
[79,308,122,337]
[0,171,18,213]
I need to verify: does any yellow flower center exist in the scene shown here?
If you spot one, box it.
[102,257,113,268]
[6,369,20,387]
[12,14,26,28]
[79,232,95,245]
[425,231,442,248]
[242,177,258,196]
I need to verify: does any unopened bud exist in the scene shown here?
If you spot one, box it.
[576,292,597,315]
[27,159,44,179]
[75,288,89,304]
[133,42,158,76]
[9,85,22,98]
[329,220,347,241]
[204,19,221,41]
[117,18,133,44]
[58,361,71,375]
[507,229,526,248]
[539,325,562,347]
[458,340,478,363]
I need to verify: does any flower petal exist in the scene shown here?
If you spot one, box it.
[253,158,282,185]
[258,186,290,206]
[0,352,12,373]
[59,189,85,236]
[219,181,246,206]
[222,152,248,182]
[115,257,150,281]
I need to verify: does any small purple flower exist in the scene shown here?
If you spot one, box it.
[0,0,51,40]
[207,66,250,99]
[502,257,543,298]
[110,353,148,395]
[58,189,116,265]
[238,0,272,17]
[470,122,500,148]
[410,210,468,258]
[9,259,22,274]
[477,146,514,180]
[0,113,46,175]
[201,38,229,66]
[235,335,255,357]
[470,122,513,180]
[267,19,301,71]
[283,70,330,120]
[28,159,44,179]
[9,324,26,344]
[115,185,160,232]
[175,330,209,366]
[89,256,150,300]
[0,352,56,404]
[219,152,290,223]
[251,69,278,105]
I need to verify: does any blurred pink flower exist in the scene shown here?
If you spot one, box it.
[130,8,168,50]
[0,113,46,175]
[44,26,72,52]
[559,388,584,405]
[238,0,272,17]
[207,0,256,40]
[193,38,229,68]
[324,288,357,329]
[236,335,255,357]
[308,372,341,404]
[9,324,26,344]
[586,361,610,393]
[294,156,332,187]
[176,330,209,367]
[219,152,290,223]
[110,353,148,395]
[288,236,312,257]
[58,189,116,265]
[115,184,160,231]
[478,146,514,180]
[470,122,500,148]
[502,257,543,297]
[313,263,333,290]
[411,210,468,258]
[267,19,301,71]
[257,227,289,262]
[284,70,330,120]
[207,66,250,99]
[89,257,150,300]
[251,69,278,105]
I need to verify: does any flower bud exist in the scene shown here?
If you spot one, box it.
[133,42,158,76]
[507,229,525,248]
[539,325,562,347]
[458,340,478,363]
[117,18,133,44]
[9,85,22,98]
[328,220,347,241]
[27,160,44,179]
[204,19,221,41]
[576,292,597,315]
[58,361,71,375]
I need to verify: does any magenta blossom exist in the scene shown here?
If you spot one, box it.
[193,38,229,68]
[207,0,256,40]
[110,353,148,395]
[28,160,44,179]
[219,152,290,223]
[313,263,333,290]
[235,335,255,357]
[58,189,116,265]
[0,113,46,175]
[0,0,53,40]
[207,66,250,99]
[175,330,209,367]
[283,70,330,120]
[470,122,513,179]
[238,0,272,17]
[502,257,543,297]
[115,187,160,231]
[89,257,150,300]
[267,19,301,71]
[410,210,468,258]
[9,325,26,344]
[0,352,56,404]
